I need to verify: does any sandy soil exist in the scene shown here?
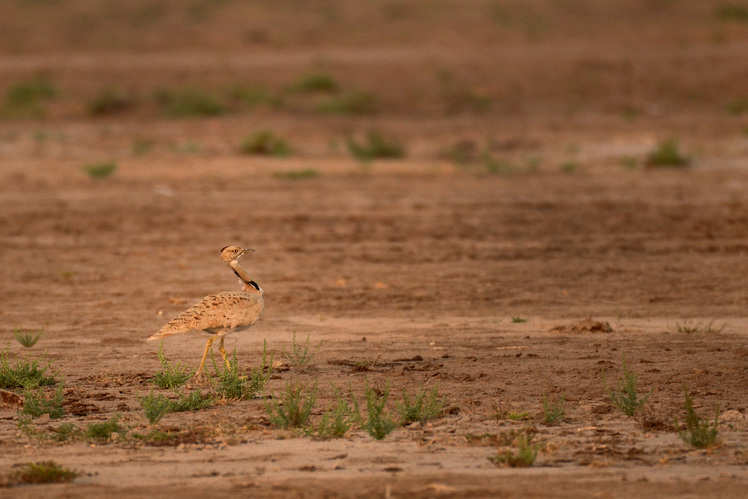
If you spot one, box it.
[1,1,747,497]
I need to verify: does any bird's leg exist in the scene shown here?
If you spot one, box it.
[218,337,231,370]
[194,337,214,380]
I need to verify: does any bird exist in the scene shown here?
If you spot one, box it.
[147,245,264,380]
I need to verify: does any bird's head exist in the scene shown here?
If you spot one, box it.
[219,245,254,262]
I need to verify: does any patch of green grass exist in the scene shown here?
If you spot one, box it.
[397,387,443,425]
[560,161,579,174]
[12,461,78,484]
[317,91,377,115]
[169,390,214,412]
[273,169,319,180]
[2,76,56,118]
[311,390,358,439]
[364,385,396,440]
[483,154,517,175]
[13,329,41,348]
[506,411,531,421]
[489,432,538,467]
[283,332,314,368]
[132,429,178,445]
[88,88,135,116]
[511,317,527,324]
[610,361,649,417]
[715,4,748,22]
[214,342,272,400]
[0,352,56,389]
[290,72,339,93]
[140,392,172,424]
[677,392,719,448]
[727,98,748,115]
[645,139,691,168]
[346,131,405,161]
[542,395,565,425]
[152,345,193,389]
[85,416,126,442]
[229,86,282,109]
[22,385,65,419]
[239,130,291,156]
[675,320,726,334]
[266,383,317,429]
[154,88,226,117]
[83,161,117,179]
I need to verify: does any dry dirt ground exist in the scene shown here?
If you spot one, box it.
[1,1,748,497]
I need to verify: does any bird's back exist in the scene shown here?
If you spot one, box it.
[149,291,264,340]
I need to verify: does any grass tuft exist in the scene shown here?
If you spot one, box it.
[88,88,135,116]
[154,88,226,117]
[511,317,527,324]
[677,392,719,448]
[290,73,339,93]
[312,390,358,439]
[317,91,377,115]
[541,395,565,425]
[2,76,56,118]
[140,392,172,424]
[0,352,56,389]
[85,416,126,441]
[169,390,214,412]
[239,130,291,156]
[273,169,319,180]
[215,342,272,400]
[13,461,77,484]
[347,131,405,161]
[610,361,649,416]
[50,423,82,442]
[675,320,725,334]
[645,139,690,168]
[13,329,42,348]
[152,345,193,389]
[489,432,538,467]
[715,4,748,22]
[283,332,314,368]
[83,161,117,179]
[397,387,443,425]
[22,385,65,419]
[266,383,317,429]
[364,385,396,440]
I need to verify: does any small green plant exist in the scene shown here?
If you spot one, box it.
[290,72,339,93]
[715,4,748,22]
[726,98,748,115]
[645,139,690,168]
[2,76,56,118]
[483,154,516,175]
[12,461,78,484]
[489,433,538,467]
[215,342,272,400]
[506,411,531,421]
[0,352,57,389]
[560,161,579,174]
[364,385,396,440]
[83,161,117,179]
[677,392,719,448]
[273,169,319,180]
[154,88,226,117]
[229,86,282,109]
[239,130,291,156]
[132,137,156,156]
[50,423,82,442]
[610,361,649,416]
[511,317,527,324]
[283,332,314,368]
[542,395,565,425]
[397,387,443,425]
[22,385,65,419]
[152,345,193,389]
[85,416,126,441]
[169,390,214,412]
[312,390,357,439]
[13,329,41,348]
[317,91,377,115]
[88,88,135,116]
[675,320,725,334]
[266,383,317,429]
[140,392,172,424]
[346,131,405,161]
[442,139,479,165]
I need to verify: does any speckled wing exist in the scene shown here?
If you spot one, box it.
[148,291,264,340]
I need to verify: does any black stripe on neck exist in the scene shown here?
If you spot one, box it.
[247,280,260,291]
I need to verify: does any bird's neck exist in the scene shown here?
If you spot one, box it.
[229,260,263,296]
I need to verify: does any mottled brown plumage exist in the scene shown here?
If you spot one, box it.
[147,245,264,378]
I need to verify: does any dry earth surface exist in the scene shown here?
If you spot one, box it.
[1,1,747,497]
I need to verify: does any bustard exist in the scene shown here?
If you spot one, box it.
[147,245,264,379]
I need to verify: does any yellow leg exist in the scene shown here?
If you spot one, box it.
[218,337,230,369]
[195,338,214,379]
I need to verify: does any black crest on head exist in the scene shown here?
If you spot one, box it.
[220,245,230,253]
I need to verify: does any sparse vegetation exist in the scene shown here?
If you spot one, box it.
[312,390,358,439]
[677,392,719,448]
[140,392,172,424]
[85,416,126,441]
[283,332,314,368]
[214,342,272,400]
[290,73,339,93]
[675,320,725,334]
[169,390,214,412]
[22,385,65,419]
[154,88,226,117]
[610,361,649,416]
[13,329,41,348]
[229,85,282,109]
[0,352,56,389]
[397,387,443,425]
[364,385,396,439]
[317,91,377,115]
[511,317,527,323]
[483,154,517,175]
[506,411,531,421]
[152,345,193,389]
[620,156,638,169]
[489,432,538,467]
[2,76,56,118]
[726,98,748,115]
[83,161,117,179]
[88,88,135,116]
[645,139,690,168]
[715,4,748,22]
[346,131,405,161]
[239,130,291,156]
[560,161,579,173]
[266,383,317,429]
[132,138,156,156]
[541,395,565,425]
[273,169,319,180]
[12,461,78,484]
[50,423,82,442]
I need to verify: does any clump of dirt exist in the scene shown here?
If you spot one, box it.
[550,319,613,334]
